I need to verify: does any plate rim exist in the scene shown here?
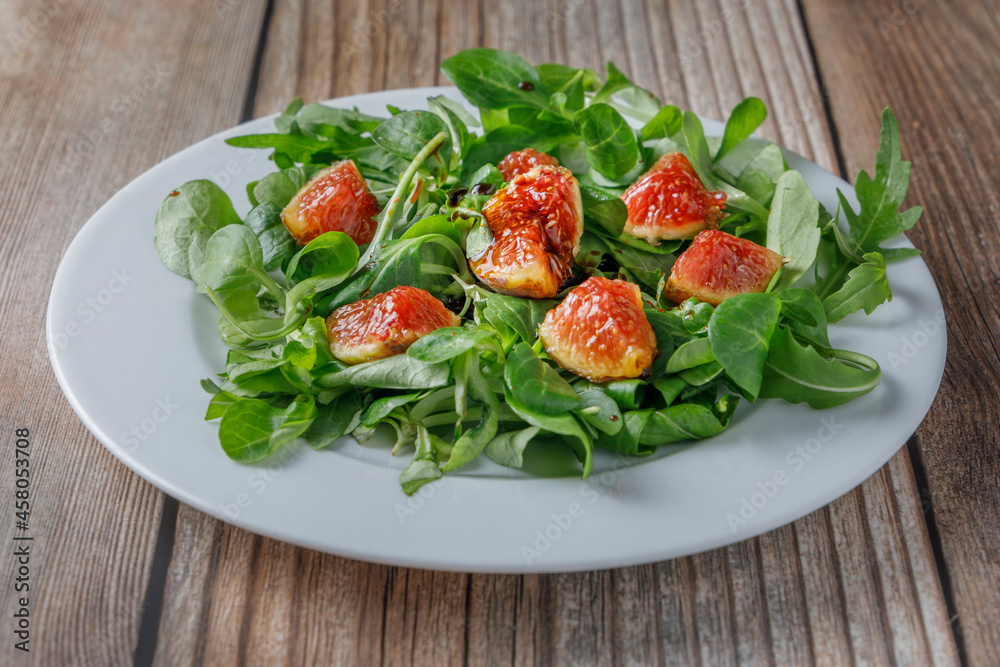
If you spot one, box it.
[46,85,948,573]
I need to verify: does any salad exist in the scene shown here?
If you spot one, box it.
[153,48,921,495]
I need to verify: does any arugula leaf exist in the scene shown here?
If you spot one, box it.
[759,327,881,408]
[766,170,821,291]
[823,252,892,323]
[777,289,831,348]
[835,108,922,263]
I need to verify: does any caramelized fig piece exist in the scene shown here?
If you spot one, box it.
[538,276,658,383]
[469,165,583,299]
[327,285,460,365]
[497,147,560,181]
[282,160,381,246]
[622,151,727,243]
[664,230,785,305]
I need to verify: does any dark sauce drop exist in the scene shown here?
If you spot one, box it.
[470,182,496,196]
[447,186,469,207]
[517,81,535,91]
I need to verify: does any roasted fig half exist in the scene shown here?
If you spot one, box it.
[327,285,460,365]
[282,160,381,246]
[663,230,785,305]
[622,151,727,243]
[469,165,583,299]
[538,276,658,382]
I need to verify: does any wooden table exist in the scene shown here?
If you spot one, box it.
[2,0,997,664]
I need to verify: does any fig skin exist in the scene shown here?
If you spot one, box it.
[664,230,785,305]
[497,147,560,181]
[469,165,583,299]
[326,286,460,365]
[538,276,658,383]
[281,160,381,246]
[622,151,727,243]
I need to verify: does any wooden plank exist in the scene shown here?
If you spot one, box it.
[800,1,1000,662]
[0,0,268,664]
[150,0,960,664]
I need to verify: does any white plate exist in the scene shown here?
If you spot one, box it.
[47,87,946,573]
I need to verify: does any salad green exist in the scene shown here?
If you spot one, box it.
[154,48,922,495]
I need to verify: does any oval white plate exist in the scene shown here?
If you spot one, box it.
[47,86,946,573]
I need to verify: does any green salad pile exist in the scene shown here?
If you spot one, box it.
[153,48,921,494]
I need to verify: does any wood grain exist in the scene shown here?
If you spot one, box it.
[0,0,269,664]
[801,0,1000,662]
[0,0,992,663]
[144,0,961,665]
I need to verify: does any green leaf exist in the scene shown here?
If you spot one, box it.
[823,252,892,323]
[504,343,582,415]
[443,355,499,471]
[154,180,241,280]
[580,185,628,237]
[372,110,452,179]
[666,337,715,374]
[766,170,821,291]
[735,143,787,207]
[838,108,923,259]
[406,327,500,363]
[361,391,424,427]
[304,391,363,450]
[440,48,548,109]
[708,293,781,400]
[575,388,624,435]
[427,95,471,158]
[637,397,738,445]
[778,289,831,348]
[505,388,593,477]
[681,112,770,221]
[573,103,641,180]
[400,425,444,495]
[759,327,881,409]
[199,225,276,295]
[243,201,297,270]
[716,97,767,161]
[285,232,359,286]
[317,354,452,390]
[484,426,542,468]
[641,105,683,142]
[252,167,313,209]
[219,395,317,462]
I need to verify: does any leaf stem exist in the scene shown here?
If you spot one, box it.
[355,131,448,275]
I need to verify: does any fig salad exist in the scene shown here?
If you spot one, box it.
[154,48,922,495]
